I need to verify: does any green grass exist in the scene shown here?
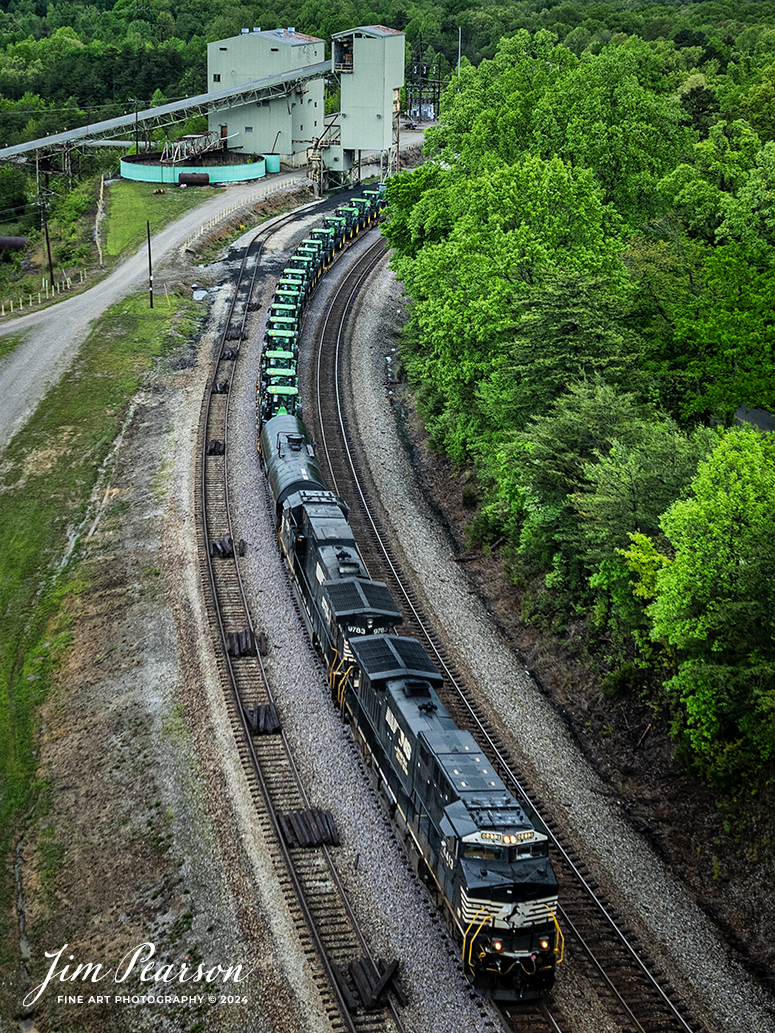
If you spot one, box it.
[0,329,28,362]
[0,291,196,899]
[105,180,225,257]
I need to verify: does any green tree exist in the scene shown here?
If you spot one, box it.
[476,271,644,432]
[424,30,577,167]
[672,240,775,419]
[532,36,692,223]
[392,156,625,459]
[478,380,653,597]
[644,427,775,789]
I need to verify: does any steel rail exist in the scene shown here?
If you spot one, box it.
[199,204,406,1033]
[318,242,699,1033]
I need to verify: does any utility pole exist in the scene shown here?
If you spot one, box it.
[40,169,54,287]
[147,221,153,308]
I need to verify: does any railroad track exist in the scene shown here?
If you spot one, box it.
[306,234,707,1033]
[194,207,407,1033]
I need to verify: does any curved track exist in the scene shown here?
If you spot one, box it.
[306,235,708,1033]
[195,209,406,1033]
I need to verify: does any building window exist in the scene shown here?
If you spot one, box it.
[219,46,227,50]
[300,124,303,130]
[213,74,221,82]
[245,126,253,133]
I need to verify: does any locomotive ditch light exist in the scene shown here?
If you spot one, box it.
[492,940,503,952]
[539,938,550,951]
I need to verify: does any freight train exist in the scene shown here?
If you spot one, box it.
[256,196,562,1002]
[257,187,385,426]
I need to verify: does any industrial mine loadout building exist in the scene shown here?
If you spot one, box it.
[207,25,405,175]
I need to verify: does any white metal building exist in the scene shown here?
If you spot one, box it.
[207,28,325,164]
[331,26,405,152]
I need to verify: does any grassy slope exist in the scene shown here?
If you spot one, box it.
[0,290,198,962]
[105,180,224,257]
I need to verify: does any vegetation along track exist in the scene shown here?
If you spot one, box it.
[195,207,407,1033]
[308,234,706,1033]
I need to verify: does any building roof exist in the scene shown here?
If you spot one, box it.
[256,27,322,45]
[331,25,405,39]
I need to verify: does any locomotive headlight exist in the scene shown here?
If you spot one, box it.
[492,940,503,952]
[539,938,550,951]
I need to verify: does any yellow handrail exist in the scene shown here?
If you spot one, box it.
[337,665,353,709]
[545,905,565,964]
[462,908,490,972]
[327,649,341,690]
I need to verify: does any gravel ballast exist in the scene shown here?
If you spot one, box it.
[343,253,775,1033]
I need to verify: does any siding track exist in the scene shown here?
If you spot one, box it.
[195,208,406,1033]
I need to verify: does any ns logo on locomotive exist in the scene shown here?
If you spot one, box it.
[257,194,563,1001]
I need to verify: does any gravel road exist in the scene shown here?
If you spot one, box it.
[0,172,306,452]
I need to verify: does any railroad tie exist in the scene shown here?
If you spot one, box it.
[367,959,398,1005]
[377,958,407,1005]
[302,809,323,845]
[329,963,359,1013]
[348,958,394,1010]
[256,703,281,735]
[278,808,339,848]
[348,960,379,1010]
[324,809,340,846]
[276,812,295,846]
[243,703,259,734]
[226,627,257,656]
[287,810,310,847]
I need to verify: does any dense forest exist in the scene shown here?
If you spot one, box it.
[2,0,775,825]
[383,3,775,831]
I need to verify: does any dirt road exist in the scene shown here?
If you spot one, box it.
[0,172,305,452]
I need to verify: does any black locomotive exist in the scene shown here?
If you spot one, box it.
[259,412,562,1000]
